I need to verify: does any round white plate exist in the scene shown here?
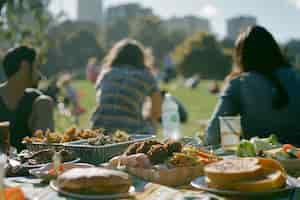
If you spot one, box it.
[50,180,134,200]
[22,158,80,169]
[191,176,295,197]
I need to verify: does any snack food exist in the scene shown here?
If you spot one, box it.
[204,158,287,192]
[20,149,76,166]
[57,168,132,194]
[87,130,131,146]
[23,128,100,144]
[109,140,219,186]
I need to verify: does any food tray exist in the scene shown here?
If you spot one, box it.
[25,135,155,165]
[24,142,64,152]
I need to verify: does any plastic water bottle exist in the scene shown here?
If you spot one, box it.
[162,93,181,140]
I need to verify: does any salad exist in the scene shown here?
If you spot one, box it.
[236,134,279,157]
[270,144,300,160]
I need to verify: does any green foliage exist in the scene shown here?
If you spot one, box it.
[172,32,231,79]
[43,29,104,76]
[0,0,57,65]
[106,19,130,47]
[130,15,185,66]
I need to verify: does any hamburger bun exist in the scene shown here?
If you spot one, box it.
[57,168,132,194]
[204,158,287,192]
[206,169,286,192]
[204,158,263,183]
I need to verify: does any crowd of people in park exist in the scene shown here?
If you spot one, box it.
[1,25,300,152]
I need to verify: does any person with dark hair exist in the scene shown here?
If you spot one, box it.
[205,26,300,146]
[91,39,161,134]
[0,46,54,151]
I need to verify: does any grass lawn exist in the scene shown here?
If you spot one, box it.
[54,80,219,137]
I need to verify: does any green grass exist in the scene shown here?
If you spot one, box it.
[54,80,219,137]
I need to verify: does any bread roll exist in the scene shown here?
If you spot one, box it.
[57,168,132,194]
[204,158,263,183]
[204,158,287,192]
[206,169,286,192]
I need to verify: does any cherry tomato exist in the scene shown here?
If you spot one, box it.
[282,144,295,152]
[296,151,300,159]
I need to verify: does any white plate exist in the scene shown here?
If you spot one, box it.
[22,158,80,169]
[191,176,295,197]
[50,180,134,200]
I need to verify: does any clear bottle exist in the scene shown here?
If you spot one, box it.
[162,93,181,140]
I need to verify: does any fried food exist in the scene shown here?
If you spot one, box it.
[125,142,143,156]
[23,128,100,144]
[46,131,62,143]
[164,139,182,156]
[88,130,131,146]
[24,149,76,165]
[168,153,203,167]
[88,134,113,145]
[113,130,131,143]
[136,140,162,154]
[34,130,44,138]
[147,144,169,165]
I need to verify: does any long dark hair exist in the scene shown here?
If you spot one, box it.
[230,25,290,109]
[102,38,153,70]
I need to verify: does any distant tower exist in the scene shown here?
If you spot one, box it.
[227,16,257,40]
[77,0,103,25]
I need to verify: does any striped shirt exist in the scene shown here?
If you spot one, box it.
[91,65,159,134]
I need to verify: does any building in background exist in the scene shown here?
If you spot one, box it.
[164,16,211,36]
[226,16,257,40]
[106,3,153,24]
[77,0,103,25]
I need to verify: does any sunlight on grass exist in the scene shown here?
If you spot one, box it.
[54,80,219,137]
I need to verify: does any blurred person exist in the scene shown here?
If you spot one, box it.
[205,26,300,146]
[209,80,220,95]
[41,76,60,104]
[58,73,86,125]
[162,54,177,83]
[0,46,54,151]
[185,74,201,89]
[86,57,100,84]
[91,39,162,134]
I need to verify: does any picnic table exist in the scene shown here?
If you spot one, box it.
[5,176,300,200]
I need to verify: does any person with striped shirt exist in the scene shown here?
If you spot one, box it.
[91,39,161,135]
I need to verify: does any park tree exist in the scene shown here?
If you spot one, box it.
[172,32,231,79]
[0,0,56,51]
[130,15,176,67]
[0,0,60,80]
[44,29,104,76]
[106,19,130,48]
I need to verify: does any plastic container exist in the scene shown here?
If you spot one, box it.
[162,93,181,140]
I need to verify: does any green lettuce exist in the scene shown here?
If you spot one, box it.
[236,140,256,157]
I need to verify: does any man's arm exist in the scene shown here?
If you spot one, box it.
[29,95,55,132]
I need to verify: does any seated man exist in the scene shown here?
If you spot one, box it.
[0,46,54,152]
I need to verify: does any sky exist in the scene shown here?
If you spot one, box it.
[49,0,300,42]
